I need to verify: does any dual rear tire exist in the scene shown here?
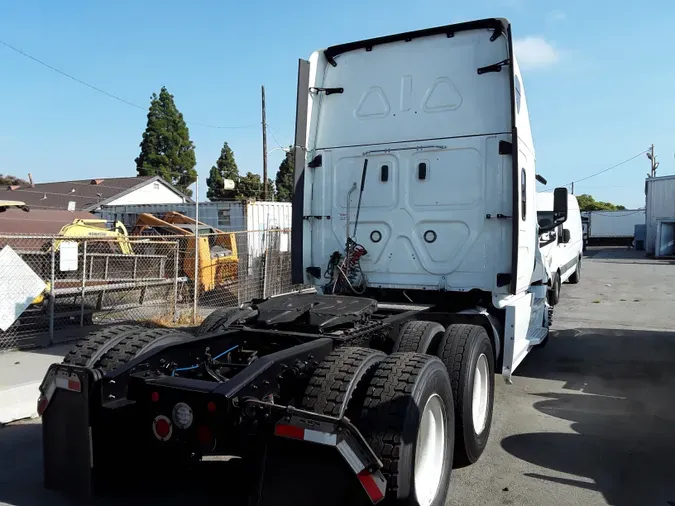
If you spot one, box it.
[302,348,453,506]
[301,321,495,505]
[63,325,194,372]
[391,320,495,466]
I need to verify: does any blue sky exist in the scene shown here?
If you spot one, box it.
[1,0,673,207]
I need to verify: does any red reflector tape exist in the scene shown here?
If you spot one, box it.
[274,424,305,440]
[357,469,386,504]
[55,376,81,392]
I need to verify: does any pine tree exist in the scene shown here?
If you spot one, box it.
[206,142,239,201]
[275,147,294,202]
[135,87,197,197]
[267,178,276,200]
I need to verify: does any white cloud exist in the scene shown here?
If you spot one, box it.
[548,10,567,22]
[514,37,560,70]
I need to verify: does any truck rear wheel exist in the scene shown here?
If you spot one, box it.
[436,324,494,467]
[301,346,385,417]
[392,320,445,354]
[97,328,194,372]
[196,306,251,337]
[62,324,142,368]
[356,353,454,506]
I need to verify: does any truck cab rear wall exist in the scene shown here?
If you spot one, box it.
[293,19,537,296]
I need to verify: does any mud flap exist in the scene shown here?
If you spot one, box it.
[39,364,99,499]
[250,406,386,506]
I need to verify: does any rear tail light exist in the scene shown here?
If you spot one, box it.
[152,415,173,441]
[37,395,49,416]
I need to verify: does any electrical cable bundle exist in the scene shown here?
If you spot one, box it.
[324,239,368,295]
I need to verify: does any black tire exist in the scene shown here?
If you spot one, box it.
[356,353,454,505]
[436,324,495,467]
[197,307,249,337]
[62,325,141,367]
[301,347,385,418]
[568,257,581,284]
[392,320,445,354]
[97,328,194,372]
[548,273,561,305]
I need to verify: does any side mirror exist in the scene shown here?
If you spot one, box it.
[553,187,568,222]
[539,187,569,233]
[562,229,571,243]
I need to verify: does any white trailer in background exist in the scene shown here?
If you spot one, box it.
[582,210,645,246]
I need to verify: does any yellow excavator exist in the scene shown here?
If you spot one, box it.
[52,219,133,254]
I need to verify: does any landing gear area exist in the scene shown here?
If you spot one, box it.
[40,292,497,506]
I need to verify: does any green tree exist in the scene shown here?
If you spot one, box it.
[207,142,239,201]
[236,172,263,200]
[275,148,294,202]
[576,193,626,211]
[135,86,197,197]
[267,178,276,199]
[0,174,29,186]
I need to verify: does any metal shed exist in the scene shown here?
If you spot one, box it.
[645,175,675,256]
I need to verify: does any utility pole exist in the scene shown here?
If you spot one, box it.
[571,182,574,195]
[193,173,199,324]
[646,144,659,178]
[261,85,268,200]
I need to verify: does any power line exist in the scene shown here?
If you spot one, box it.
[266,126,286,151]
[572,150,649,184]
[543,149,650,191]
[267,124,293,145]
[0,38,259,130]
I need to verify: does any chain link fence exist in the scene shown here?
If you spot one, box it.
[0,228,304,352]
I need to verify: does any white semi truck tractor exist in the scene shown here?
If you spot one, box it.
[40,18,568,506]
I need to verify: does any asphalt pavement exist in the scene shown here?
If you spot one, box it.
[449,247,675,506]
[1,247,674,506]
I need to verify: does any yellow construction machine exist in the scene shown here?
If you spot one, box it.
[49,211,239,293]
[51,219,133,254]
[131,212,238,293]
[0,200,30,212]
[28,211,237,304]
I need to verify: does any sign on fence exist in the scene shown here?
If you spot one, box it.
[0,245,46,331]
[59,241,78,272]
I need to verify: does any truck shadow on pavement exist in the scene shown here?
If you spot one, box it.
[502,328,675,506]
